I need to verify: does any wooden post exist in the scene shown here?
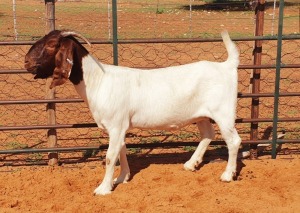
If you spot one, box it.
[250,0,265,159]
[12,0,18,40]
[45,0,58,165]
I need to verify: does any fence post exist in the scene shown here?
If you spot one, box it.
[12,0,18,40]
[249,0,265,159]
[45,0,58,165]
[112,0,118,65]
[272,0,284,159]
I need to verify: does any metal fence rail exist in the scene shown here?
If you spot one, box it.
[0,0,299,164]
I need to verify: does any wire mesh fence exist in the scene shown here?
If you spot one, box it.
[2,0,298,41]
[0,0,299,164]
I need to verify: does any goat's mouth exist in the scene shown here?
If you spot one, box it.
[26,66,38,73]
[25,62,39,73]
[24,63,50,79]
[33,72,51,79]
[27,66,45,79]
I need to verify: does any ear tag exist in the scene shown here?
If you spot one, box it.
[66,58,73,78]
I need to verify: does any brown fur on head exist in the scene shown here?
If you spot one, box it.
[24,30,91,89]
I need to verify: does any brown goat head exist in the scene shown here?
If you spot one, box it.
[24,30,91,89]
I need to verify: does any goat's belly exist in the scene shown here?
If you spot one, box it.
[130,117,206,130]
[130,105,211,130]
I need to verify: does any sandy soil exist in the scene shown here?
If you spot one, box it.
[0,152,299,213]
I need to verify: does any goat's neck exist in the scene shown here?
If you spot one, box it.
[73,54,105,103]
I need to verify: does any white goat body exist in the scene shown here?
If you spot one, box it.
[25,30,241,195]
[81,56,237,131]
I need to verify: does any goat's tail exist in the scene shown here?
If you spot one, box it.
[221,31,239,68]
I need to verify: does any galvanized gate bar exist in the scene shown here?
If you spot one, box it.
[1,35,299,46]
[1,64,299,75]
[2,91,300,105]
[1,117,300,131]
[272,0,285,159]
[112,0,118,65]
[0,139,299,155]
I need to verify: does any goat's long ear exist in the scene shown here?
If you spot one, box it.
[50,38,74,89]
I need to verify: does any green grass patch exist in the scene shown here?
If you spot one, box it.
[5,141,28,150]
[183,146,196,152]
[82,149,100,159]
[128,147,142,154]
[26,153,44,162]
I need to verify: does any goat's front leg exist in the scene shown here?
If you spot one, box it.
[94,129,126,195]
[114,144,130,184]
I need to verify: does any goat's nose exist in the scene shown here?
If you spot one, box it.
[24,54,31,64]
[24,60,29,69]
[24,60,33,70]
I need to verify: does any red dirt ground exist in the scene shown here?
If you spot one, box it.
[0,152,299,213]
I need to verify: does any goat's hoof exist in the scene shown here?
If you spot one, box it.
[114,173,130,184]
[93,184,112,196]
[220,171,234,182]
[183,161,196,171]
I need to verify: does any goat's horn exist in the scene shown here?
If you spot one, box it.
[61,31,92,47]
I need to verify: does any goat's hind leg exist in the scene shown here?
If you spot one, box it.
[217,121,241,182]
[184,119,215,171]
[114,144,131,184]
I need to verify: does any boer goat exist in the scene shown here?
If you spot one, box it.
[25,30,241,195]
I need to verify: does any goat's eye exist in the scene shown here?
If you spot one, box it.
[45,42,58,54]
[46,40,58,49]
[46,46,56,51]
